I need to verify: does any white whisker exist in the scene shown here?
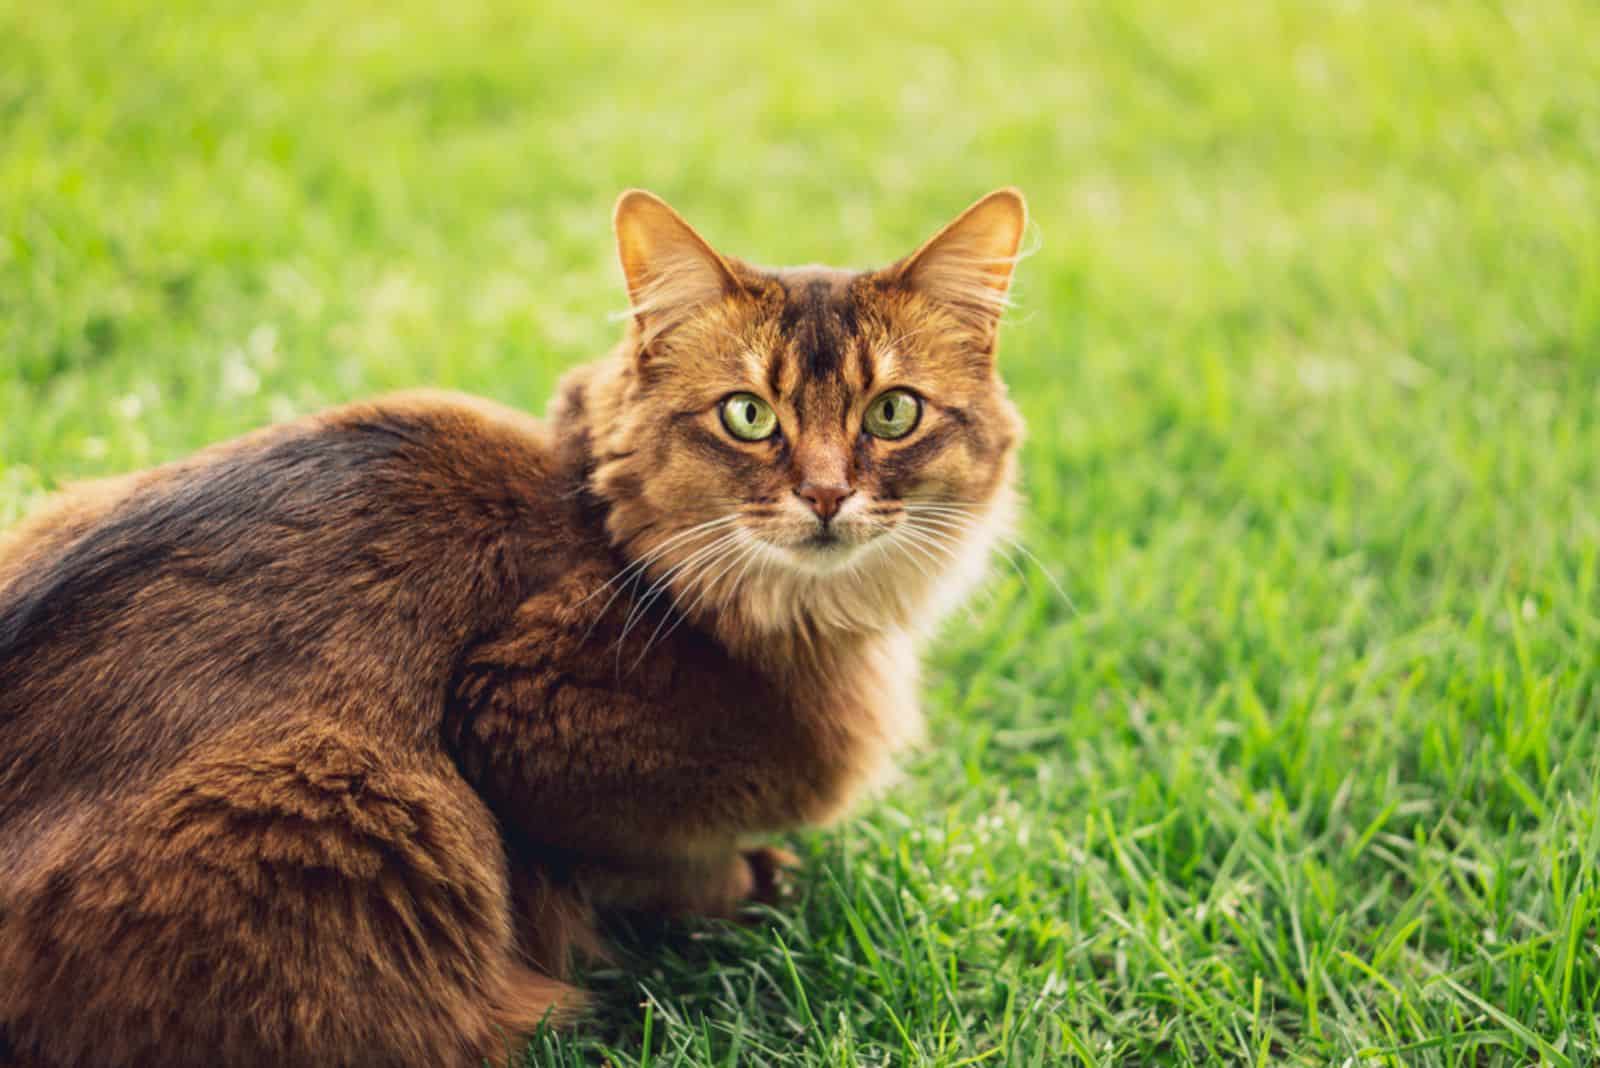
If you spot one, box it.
[630,534,759,671]
[717,538,766,616]
[580,515,743,645]
[904,501,1077,614]
[880,528,935,584]
[893,523,960,563]
[613,528,744,662]
[581,513,740,609]
[998,536,1076,613]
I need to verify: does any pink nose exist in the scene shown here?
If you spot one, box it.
[796,482,853,522]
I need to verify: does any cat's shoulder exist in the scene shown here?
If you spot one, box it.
[317,389,555,464]
[300,388,573,503]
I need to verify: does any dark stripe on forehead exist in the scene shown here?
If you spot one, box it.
[853,334,875,393]
[778,276,862,380]
[766,341,785,397]
[831,283,861,347]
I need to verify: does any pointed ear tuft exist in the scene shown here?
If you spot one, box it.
[613,190,740,351]
[891,188,1028,343]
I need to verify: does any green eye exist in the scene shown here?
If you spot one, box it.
[720,392,779,441]
[863,389,922,439]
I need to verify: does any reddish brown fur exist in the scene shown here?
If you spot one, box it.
[0,190,1026,1067]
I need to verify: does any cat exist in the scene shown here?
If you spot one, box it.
[0,187,1027,1068]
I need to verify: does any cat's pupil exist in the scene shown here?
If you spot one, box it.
[882,399,895,420]
[744,402,758,424]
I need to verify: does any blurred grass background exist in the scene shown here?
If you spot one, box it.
[4,1,1600,1064]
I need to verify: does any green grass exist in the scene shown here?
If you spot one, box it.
[5,1,1600,1063]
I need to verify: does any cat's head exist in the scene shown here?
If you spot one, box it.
[578,189,1027,641]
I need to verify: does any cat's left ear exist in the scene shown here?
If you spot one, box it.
[614,190,742,352]
[888,188,1028,347]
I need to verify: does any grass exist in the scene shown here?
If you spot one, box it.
[4,0,1600,1063]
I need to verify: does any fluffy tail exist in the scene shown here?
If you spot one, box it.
[480,965,589,1065]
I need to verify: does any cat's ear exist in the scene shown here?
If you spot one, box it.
[614,190,741,350]
[889,188,1028,345]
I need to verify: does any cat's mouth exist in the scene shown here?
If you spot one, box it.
[760,520,885,575]
[801,529,845,550]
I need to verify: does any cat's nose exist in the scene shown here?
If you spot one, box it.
[795,482,854,523]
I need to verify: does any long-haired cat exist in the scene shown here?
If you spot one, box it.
[0,188,1027,1067]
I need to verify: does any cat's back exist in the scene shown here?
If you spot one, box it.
[0,390,575,840]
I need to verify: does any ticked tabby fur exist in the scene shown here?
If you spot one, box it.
[0,189,1028,1067]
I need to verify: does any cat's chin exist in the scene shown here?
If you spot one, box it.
[769,534,874,576]
[722,489,1017,642]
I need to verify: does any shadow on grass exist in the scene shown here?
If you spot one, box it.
[520,887,827,1065]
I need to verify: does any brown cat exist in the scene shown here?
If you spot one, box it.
[0,188,1027,1067]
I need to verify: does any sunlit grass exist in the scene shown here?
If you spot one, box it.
[4,1,1600,1063]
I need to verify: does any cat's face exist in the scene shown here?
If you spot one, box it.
[587,190,1026,636]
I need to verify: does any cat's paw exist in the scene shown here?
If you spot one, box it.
[741,845,800,907]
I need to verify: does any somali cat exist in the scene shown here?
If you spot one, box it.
[0,188,1027,1067]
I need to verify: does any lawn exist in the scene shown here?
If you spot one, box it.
[4,1,1600,1064]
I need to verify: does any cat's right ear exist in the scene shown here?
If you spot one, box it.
[613,190,741,351]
